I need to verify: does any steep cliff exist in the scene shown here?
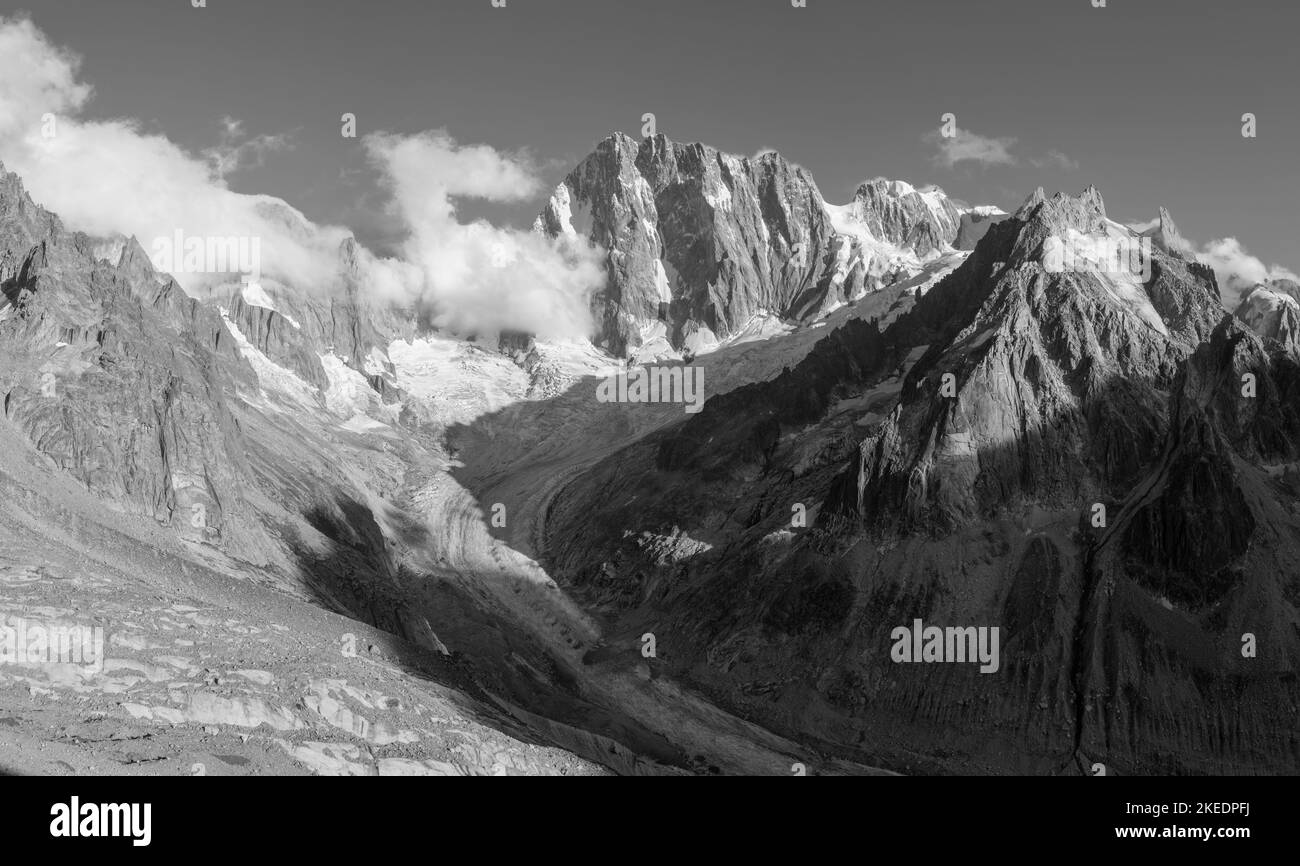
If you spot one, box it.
[536,133,993,358]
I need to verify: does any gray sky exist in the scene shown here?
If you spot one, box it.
[7,0,1298,278]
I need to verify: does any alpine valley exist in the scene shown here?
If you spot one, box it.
[1,132,1295,776]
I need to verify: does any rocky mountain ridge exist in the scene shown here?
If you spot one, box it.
[535,133,1005,359]
[0,156,845,777]
[541,184,1300,774]
[4,140,1296,776]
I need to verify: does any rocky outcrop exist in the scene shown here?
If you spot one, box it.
[835,179,961,255]
[536,134,992,358]
[224,289,330,389]
[209,239,415,398]
[1140,206,1192,257]
[534,133,835,357]
[0,165,257,547]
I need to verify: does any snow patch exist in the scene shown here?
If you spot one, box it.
[629,321,680,364]
[220,311,320,409]
[388,336,529,426]
[1243,286,1300,314]
[723,310,795,348]
[680,325,720,358]
[824,202,877,244]
[653,259,673,304]
[241,282,277,311]
[704,178,733,212]
[546,183,594,239]
[320,353,381,418]
[363,347,391,377]
[1100,270,1169,337]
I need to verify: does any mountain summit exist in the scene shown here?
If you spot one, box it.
[536,133,1002,358]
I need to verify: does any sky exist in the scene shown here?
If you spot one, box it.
[0,0,1296,316]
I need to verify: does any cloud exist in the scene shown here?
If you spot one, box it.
[0,16,91,124]
[924,126,1017,169]
[0,15,349,293]
[203,117,293,179]
[1124,211,1293,308]
[0,15,603,340]
[1031,149,1079,172]
[1193,237,1299,309]
[923,123,1078,173]
[362,131,603,339]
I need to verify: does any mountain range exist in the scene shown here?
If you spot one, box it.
[0,132,1295,776]
[535,133,1006,359]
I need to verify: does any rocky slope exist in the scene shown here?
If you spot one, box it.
[541,186,1300,775]
[0,161,638,775]
[7,135,1295,777]
[1,167,259,550]
[535,133,997,359]
[0,156,887,776]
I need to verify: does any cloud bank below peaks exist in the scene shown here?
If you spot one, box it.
[362,131,603,340]
[1194,237,1299,309]
[0,15,604,341]
[0,16,353,294]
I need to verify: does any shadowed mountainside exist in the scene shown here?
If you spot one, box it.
[534,187,1300,775]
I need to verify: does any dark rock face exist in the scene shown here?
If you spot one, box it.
[224,291,330,390]
[0,164,410,561]
[544,186,1300,774]
[843,179,961,255]
[536,134,981,357]
[1140,206,1192,257]
[1078,323,1300,770]
[0,164,256,546]
[0,162,445,649]
[535,133,833,357]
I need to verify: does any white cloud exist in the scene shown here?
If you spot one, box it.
[0,15,348,293]
[1194,237,1299,309]
[0,15,603,340]
[203,117,293,179]
[1031,149,1079,171]
[924,126,1017,169]
[0,16,90,125]
[362,131,603,339]
[1124,213,1294,308]
[924,124,1078,173]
